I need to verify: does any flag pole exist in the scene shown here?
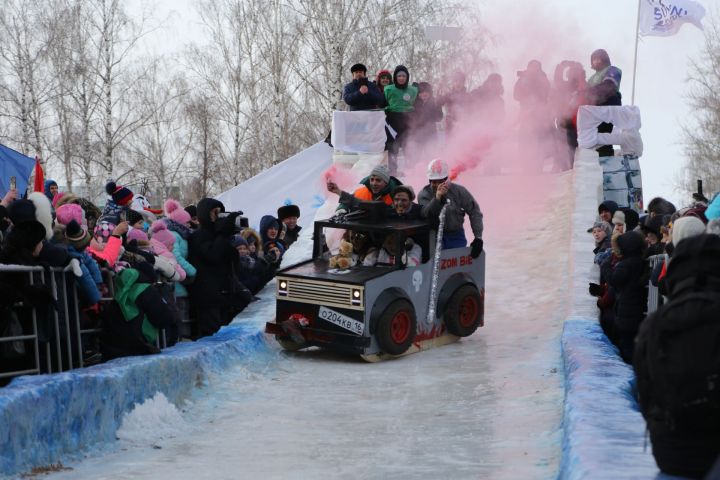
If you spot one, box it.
[631,0,642,105]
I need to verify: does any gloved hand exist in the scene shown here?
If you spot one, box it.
[470,238,483,258]
[69,258,83,277]
[588,282,603,297]
[215,212,240,234]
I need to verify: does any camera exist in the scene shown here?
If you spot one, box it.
[359,77,368,87]
[218,211,249,232]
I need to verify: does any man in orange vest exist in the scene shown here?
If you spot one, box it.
[326,165,402,213]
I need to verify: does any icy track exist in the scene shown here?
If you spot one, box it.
[48,173,572,480]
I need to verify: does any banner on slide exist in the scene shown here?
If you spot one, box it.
[600,155,643,213]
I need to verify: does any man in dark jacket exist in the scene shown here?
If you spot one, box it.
[187,198,251,339]
[342,63,383,111]
[586,49,622,157]
[277,204,301,248]
[411,82,443,144]
[608,230,647,363]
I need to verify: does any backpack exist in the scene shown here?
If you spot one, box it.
[635,288,720,433]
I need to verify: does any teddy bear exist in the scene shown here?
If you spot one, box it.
[329,239,354,270]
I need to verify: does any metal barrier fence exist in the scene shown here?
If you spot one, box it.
[1,264,182,382]
[646,253,668,315]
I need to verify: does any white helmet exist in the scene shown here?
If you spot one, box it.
[427,158,449,180]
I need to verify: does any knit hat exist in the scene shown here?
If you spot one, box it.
[127,227,148,243]
[350,63,367,73]
[369,165,390,184]
[392,185,415,201]
[621,208,640,231]
[231,235,248,248]
[7,199,36,225]
[611,210,625,227]
[672,216,706,247]
[126,209,144,227]
[65,220,91,250]
[277,204,300,221]
[184,204,197,218]
[93,218,117,243]
[165,199,192,225]
[7,221,46,250]
[56,203,84,226]
[587,221,612,237]
[150,221,175,249]
[598,200,618,216]
[105,181,133,206]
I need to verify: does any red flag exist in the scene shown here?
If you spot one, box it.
[33,156,44,192]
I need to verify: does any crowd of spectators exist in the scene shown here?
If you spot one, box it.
[585,190,720,478]
[0,180,302,380]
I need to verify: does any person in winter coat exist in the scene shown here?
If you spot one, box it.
[597,200,618,224]
[586,49,622,157]
[8,194,70,268]
[386,185,422,221]
[513,60,551,163]
[277,204,301,248]
[383,65,418,172]
[438,71,470,135]
[342,63,384,111]
[64,220,102,307]
[589,221,612,257]
[54,192,103,231]
[44,180,59,204]
[88,216,127,269]
[634,234,720,479]
[376,69,392,96]
[101,181,134,219]
[410,82,444,145]
[608,230,647,363]
[259,215,286,265]
[472,73,505,126]
[551,60,587,170]
[327,165,402,213]
[231,235,274,295]
[187,198,251,338]
[162,199,197,324]
[99,264,178,361]
[418,159,484,254]
[241,228,263,258]
[149,221,186,282]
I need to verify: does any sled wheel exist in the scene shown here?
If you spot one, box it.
[376,299,416,355]
[444,285,482,337]
[277,337,306,352]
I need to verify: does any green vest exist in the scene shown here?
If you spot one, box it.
[384,84,418,113]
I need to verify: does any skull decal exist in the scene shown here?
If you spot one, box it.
[412,270,423,292]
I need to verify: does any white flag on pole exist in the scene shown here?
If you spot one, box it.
[639,0,706,37]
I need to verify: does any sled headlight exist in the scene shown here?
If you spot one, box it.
[278,280,288,296]
[351,288,362,306]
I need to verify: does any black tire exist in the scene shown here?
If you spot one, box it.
[375,299,416,355]
[277,337,305,352]
[444,285,482,337]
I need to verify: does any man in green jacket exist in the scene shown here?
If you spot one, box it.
[383,65,418,175]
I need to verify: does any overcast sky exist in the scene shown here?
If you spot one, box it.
[145,0,709,207]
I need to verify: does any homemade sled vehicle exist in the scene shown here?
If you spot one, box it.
[265,202,486,362]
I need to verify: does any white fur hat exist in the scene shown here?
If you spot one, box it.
[672,216,705,246]
[27,191,54,240]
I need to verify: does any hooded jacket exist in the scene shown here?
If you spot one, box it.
[609,231,647,330]
[187,198,237,308]
[383,65,418,113]
[44,180,58,203]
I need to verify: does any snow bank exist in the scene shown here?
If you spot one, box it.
[0,323,267,476]
[558,149,658,479]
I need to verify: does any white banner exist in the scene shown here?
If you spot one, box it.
[331,110,387,154]
[639,0,705,37]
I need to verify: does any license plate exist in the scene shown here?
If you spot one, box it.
[318,306,364,335]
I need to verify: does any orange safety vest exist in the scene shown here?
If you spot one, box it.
[353,186,393,206]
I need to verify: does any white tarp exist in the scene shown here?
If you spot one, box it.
[577,105,643,156]
[216,141,333,230]
[331,110,386,154]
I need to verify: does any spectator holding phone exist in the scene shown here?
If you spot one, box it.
[342,63,383,111]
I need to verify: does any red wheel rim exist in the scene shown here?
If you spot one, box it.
[459,295,479,328]
[390,311,411,344]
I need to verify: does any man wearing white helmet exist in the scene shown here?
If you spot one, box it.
[418,158,484,257]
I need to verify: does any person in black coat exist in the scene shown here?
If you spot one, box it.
[187,198,251,339]
[342,63,383,111]
[608,230,647,363]
[411,82,443,143]
[277,204,301,248]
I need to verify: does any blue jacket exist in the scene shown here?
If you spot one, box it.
[343,80,384,111]
[68,246,102,305]
[170,230,196,297]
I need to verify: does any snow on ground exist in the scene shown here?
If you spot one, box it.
[49,172,572,480]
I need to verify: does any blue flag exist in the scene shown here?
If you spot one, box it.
[0,143,35,197]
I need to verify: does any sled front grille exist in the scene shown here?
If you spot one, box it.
[277,277,364,311]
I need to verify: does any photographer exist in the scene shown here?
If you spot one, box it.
[187,198,250,339]
[342,63,383,111]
